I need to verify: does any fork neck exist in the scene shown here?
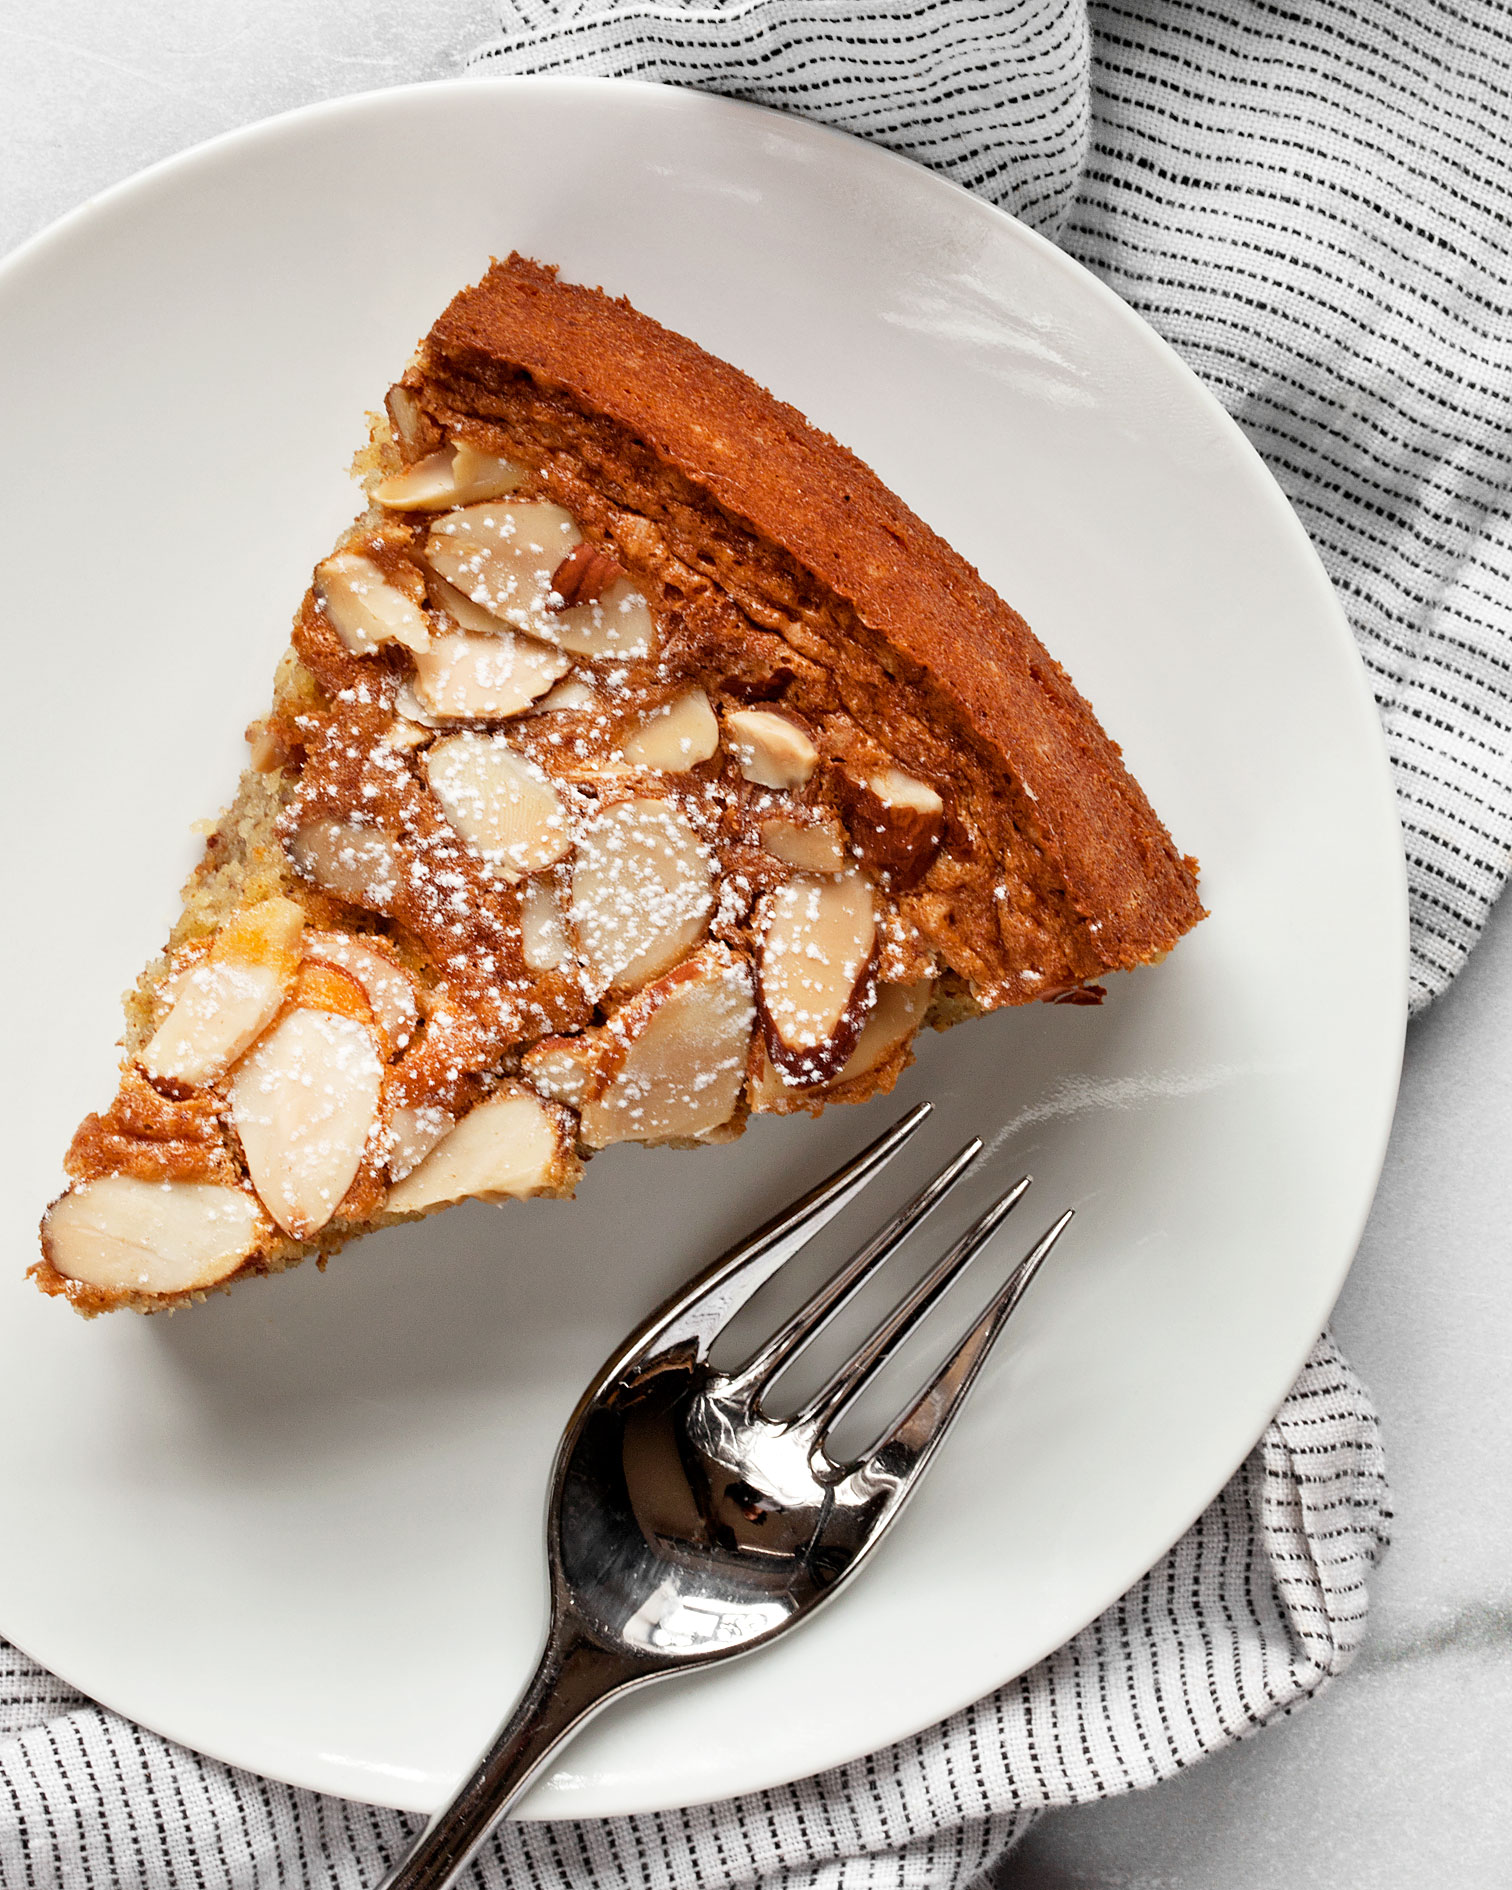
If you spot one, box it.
[375,1617,644,1890]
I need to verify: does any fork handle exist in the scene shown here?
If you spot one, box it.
[375,1617,644,1890]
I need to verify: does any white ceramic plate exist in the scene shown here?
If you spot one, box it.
[0,78,1405,1817]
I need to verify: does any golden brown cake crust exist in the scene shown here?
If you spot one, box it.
[423,256,1204,973]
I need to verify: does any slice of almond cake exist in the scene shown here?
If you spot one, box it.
[35,256,1204,1314]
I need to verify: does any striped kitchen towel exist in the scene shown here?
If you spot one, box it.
[14,0,1511,1880]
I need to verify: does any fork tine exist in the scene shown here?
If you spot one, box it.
[723,1137,984,1405]
[614,1101,934,1367]
[796,1175,1033,1436]
[854,1208,1074,1474]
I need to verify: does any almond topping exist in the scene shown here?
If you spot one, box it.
[548,541,626,610]
[410,630,569,721]
[140,897,304,1088]
[302,933,419,1059]
[521,1034,607,1110]
[748,977,932,1109]
[384,1083,575,1214]
[288,819,403,912]
[757,871,878,1083]
[425,733,572,880]
[758,812,850,874]
[725,709,819,790]
[230,971,385,1241]
[374,440,524,511]
[385,1103,454,1183]
[832,764,944,887]
[41,1177,266,1297]
[570,798,716,991]
[620,689,720,772]
[521,877,572,971]
[581,946,756,1148]
[384,383,438,457]
[533,678,597,714]
[423,502,653,661]
[313,552,430,656]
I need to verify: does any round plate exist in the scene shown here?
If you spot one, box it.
[0,78,1405,1817]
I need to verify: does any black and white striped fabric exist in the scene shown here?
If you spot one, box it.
[12,0,1510,1879]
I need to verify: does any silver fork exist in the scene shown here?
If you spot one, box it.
[378,1100,1072,1890]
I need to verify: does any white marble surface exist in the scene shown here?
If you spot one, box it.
[5,4,1510,1882]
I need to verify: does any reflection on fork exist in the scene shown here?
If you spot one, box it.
[379,1100,1072,1890]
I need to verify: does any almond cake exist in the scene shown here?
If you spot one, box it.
[35,256,1204,1315]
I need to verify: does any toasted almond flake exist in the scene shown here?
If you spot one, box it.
[385,1103,454,1183]
[384,383,433,454]
[725,709,819,789]
[411,629,569,720]
[758,812,850,873]
[621,689,720,772]
[423,503,654,660]
[384,1084,574,1212]
[748,977,932,1108]
[41,1178,266,1296]
[230,997,384,1241]
[833,764,945,886]
[532,677,598,714]
[289,819,403,912]
[140,898,304,1088]
[520,1035,606,1110]
[425,732,572,880]
[581,946,756,1147]
[375,441,524,511]
[570,798,716,991]
[302,933,419,1058]
[313,552,430,656]
[757,871,878,1083]
[521,878,572,971]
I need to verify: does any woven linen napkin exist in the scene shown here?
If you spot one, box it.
[15,0,1512,1880]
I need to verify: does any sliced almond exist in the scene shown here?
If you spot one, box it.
[832,764,944,887]
[532,677,597,714]
[384,1083,575,1213]
[140,898,304,1088]
[302,933,419,1058]
[620,689,720,772]
[545,574,656,662]
[393,683,446,730]
[41,1176,265,1297]
[313,552,430,656]
[757,871,878,1083]
[521,877,571,971]
[569,797,716,991]
[520,1034,607,1111]
[289,819,404,912]
[382,717,432,753]
[375,440,524,511]
[230,971,385,1240]
[581,947,755,1147]
[385,1103,454,1183]
[384,383,439,458]
[725,709,819,790]
[411,630,569,721]
[749,977,932,1108]
[424,503,654,661]
[423,500,581,626]
[425,732,572,880]
[758,812,850,874]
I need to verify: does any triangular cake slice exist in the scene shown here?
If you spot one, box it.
[36,257,1204,1314]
